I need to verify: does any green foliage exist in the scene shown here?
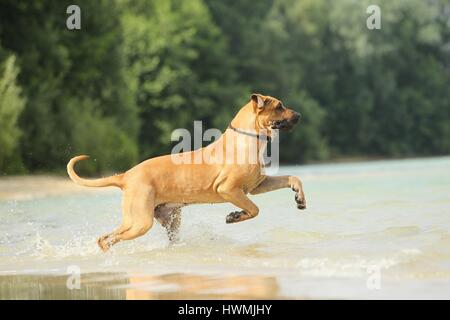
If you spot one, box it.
[68,99,138,175]
[0,0,449,174]
[0,0,139,173]
[208,0,450,160]
[120,0,243,158]
[0,55,25,173]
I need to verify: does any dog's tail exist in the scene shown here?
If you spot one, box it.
[67,155,124,189]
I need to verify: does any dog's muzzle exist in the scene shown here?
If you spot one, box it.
[270,112,301,130]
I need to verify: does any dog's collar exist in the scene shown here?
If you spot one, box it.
[228,124,271,142]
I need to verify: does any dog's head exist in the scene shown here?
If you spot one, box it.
[250,93,301,131]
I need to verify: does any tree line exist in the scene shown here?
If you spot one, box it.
[0,0,449,175]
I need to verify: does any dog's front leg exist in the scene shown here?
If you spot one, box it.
[217,187,260,224]
[250,176,306,209]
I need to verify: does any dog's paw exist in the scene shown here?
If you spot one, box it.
[97,235,113,252]
[290,177,306,210]
[294,192,307,210]
[226,211,246,224]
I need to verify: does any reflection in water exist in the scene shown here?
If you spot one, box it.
[125,273,280,299]
[0,273,128,300]
[0,272,280,300]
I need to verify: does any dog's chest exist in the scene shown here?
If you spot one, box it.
[242,166,265,194]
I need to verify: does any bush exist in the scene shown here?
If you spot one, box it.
[0,55,25,173]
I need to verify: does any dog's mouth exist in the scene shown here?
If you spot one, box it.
[269,118,298,131]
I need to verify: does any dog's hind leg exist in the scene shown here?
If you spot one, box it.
[97,190,133,251]
[155,205,182,243]
[97,185,155,251]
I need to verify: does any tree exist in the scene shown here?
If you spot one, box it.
[0,54,25,173]
[207,0,330,162]
[0,0,139,173]
[120,0,243,159]
[0,0,449,172]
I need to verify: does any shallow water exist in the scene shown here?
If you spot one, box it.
[1,157,450,299]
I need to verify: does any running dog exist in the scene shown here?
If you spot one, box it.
[67,94,306,251]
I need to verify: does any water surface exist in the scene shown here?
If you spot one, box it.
[1,157,449,299]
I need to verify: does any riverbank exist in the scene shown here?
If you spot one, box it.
[0,175,112,201]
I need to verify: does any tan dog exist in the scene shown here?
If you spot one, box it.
[67,94,306,251]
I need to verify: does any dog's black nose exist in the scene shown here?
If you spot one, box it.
[292,112,301,123]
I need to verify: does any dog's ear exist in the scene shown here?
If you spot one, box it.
[251,93,265,111]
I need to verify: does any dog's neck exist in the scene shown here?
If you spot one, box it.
[229,102,267,134]
[224,102,273,166]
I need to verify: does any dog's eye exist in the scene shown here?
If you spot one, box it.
[276,104,283,111]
